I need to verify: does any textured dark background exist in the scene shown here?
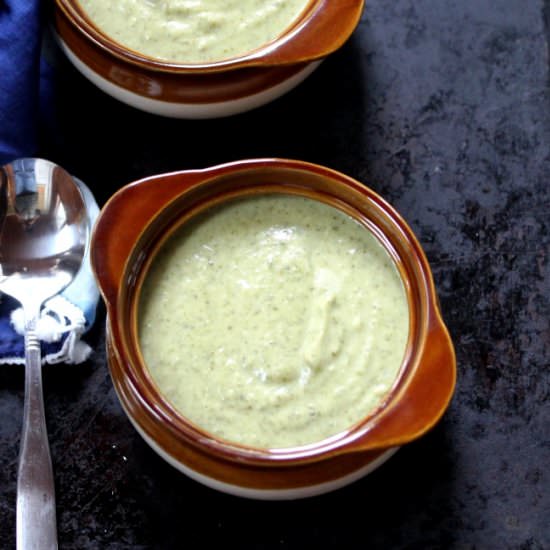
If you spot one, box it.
[1,0,549,548]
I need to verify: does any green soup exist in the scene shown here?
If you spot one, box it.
[139,195,409,449]
[78,0,310,63]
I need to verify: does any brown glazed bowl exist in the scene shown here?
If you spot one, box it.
[91,158,456,499]
[52,0,364,118]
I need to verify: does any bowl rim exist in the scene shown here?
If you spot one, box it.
[91,158,456,468]
[54,0,365,73]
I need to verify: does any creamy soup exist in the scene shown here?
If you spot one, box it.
[139,195,409,449]
[78,0,310,63]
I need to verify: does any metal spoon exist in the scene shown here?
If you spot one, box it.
[0,158,89,550]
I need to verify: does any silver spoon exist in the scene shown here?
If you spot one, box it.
[0,159,89,550]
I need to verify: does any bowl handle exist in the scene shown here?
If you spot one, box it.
[90,171,206,309]
[253,0,364,65]
[347,306,456,453]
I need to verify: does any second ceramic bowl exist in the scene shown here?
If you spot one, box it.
[52,0,364,118]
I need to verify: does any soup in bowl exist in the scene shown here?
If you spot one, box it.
[77,0,313,64]
[91,158,456,498]
[139,193,410,450]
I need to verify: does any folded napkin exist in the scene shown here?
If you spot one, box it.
[0,3,100,364]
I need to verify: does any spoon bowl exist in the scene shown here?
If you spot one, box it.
[0,158,88,550]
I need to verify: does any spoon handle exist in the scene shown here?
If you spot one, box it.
[16,314,58,550]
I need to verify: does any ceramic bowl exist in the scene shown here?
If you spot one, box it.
[51,0,364,118]
[90,158,456,499]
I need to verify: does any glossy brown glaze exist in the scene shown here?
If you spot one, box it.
[52,0,365,103]
[91,159,456,486]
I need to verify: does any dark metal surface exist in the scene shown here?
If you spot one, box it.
[0,1,548,548]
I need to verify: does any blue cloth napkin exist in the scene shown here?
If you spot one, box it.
[0,0,43,165]
[0,2,100,364]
